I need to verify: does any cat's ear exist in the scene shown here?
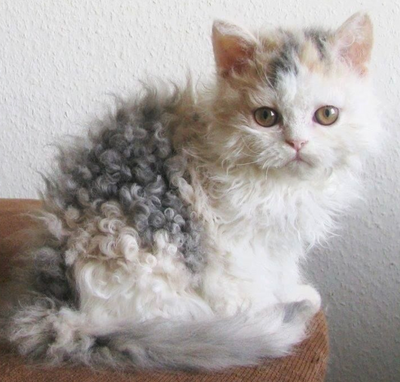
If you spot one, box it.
[333,13,373,75]
[212,20,257,77]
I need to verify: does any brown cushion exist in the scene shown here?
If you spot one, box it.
[0,199,328,381]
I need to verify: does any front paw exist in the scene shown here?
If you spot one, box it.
[294,285,321,315]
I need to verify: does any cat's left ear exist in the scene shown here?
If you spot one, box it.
[333,13,373,75]
[212,20,257,77]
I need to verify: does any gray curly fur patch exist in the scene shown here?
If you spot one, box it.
[44,86,206,274]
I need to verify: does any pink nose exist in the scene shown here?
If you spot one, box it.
[285,139,308,151]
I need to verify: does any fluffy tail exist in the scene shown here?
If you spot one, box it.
[4,296,317,371]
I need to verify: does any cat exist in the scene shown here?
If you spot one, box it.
[1,12,380,371]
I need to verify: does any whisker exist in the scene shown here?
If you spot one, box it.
[241,137,261,155]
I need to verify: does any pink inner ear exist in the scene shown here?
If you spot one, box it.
[212,24,255,77]
[344,42,371,75]
[335,14,373,75]
[217,41,254,76]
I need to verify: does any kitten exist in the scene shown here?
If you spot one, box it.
[2,13,380,370]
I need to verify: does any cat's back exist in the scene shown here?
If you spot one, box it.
[41,85,206,274]
[49,87,176,209]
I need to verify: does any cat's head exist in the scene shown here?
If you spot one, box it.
[208,13,380,180]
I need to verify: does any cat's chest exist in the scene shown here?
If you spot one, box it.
[212,198,321,245]
[211,185,333,249]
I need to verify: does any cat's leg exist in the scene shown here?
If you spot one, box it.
[76,255,213,324]
[272,258,321,315]
[200,251,319,356]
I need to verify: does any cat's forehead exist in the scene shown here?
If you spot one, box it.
[242,27,346,108]
[244,29,345,111]
[258,28,334,86]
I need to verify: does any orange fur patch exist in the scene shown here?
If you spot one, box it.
[299,41,325,73]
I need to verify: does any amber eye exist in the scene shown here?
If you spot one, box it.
[315,106,339,126]
[254,107,280,127]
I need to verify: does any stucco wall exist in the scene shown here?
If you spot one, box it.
[1,1,399,381]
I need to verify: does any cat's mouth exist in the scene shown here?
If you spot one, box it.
[285,154,311,167]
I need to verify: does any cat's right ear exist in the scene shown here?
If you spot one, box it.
[333,13,374,76]
[212,20,257,77]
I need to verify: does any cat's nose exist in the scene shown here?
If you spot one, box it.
[285,139,308,151]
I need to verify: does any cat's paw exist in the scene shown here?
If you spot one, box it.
[284,285,321,320]
[296,285,321,313]
[283,299,318,324]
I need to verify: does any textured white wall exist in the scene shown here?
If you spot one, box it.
[1,0,399,380]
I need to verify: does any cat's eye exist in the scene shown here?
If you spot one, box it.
[254,107,279,128]
[314,106,339,126]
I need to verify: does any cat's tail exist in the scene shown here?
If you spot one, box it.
[4,296,318,371]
